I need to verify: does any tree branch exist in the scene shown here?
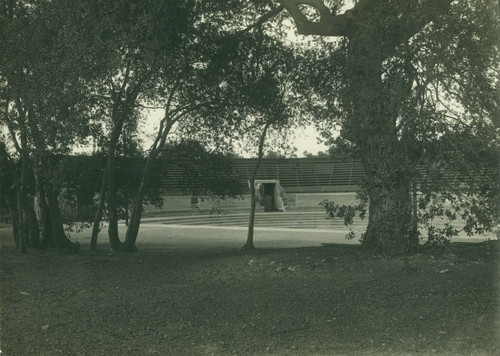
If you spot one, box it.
[136,104,164,110]
[279,0,452,45]
[378,0,453,58]
[236,4,285,35]
[253,120,272,177]
[164,76,184,125]
[4,99,26,155]
[148,75,185,152]
[4,113,22,154]
[278,0,354,36]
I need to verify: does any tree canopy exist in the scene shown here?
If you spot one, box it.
[0,0,498,253]
[274,0,499,252]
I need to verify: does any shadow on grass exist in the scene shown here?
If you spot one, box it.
[0,241,498,355]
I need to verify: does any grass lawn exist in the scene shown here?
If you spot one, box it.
[0,241,498,355]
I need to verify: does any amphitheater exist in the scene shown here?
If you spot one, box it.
[134,157,495,246]
[51,157,493,248]
[137,157,364,234]
[148,157,360,210]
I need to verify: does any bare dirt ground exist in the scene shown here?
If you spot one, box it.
[1,239,499,356]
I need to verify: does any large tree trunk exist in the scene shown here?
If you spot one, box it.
[244,122,271,250]
[344,39,415,254]
[361,170,413,254]
[354,111,414,255]
[356,130,414,254]
[44,181,80,253]
[89,165,107,251]
[280,0,452,254]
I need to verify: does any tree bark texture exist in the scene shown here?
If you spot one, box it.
[345,38,414,254]
[23,167,40,249]
[122,154,155,251]
[244,122,271,249]
[17,135,30,253]
[44,181,80,253]
[123,119,174,251]
[105,70,151,250]
[280,0,453,253]
[106,118,126,250]
[90,165,108,251]
[26,205,40,248]
[35,170,54,248]
[3,196,20,245]
[245,177,258,249]
[0,149,22,246]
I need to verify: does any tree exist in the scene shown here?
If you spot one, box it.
[173,14,310,250]
[121,2,286,250]
[271,0,499,253]
[0,0,97,253]
[120,0,219,251]
[197,27,306,249]
[83,0,195,250]
[0,140,21,244]
[303,150,329,158]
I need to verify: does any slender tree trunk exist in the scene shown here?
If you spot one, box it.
[122,157,153,251]
[18,142,41,251]
[104,71,149,250]
[26,204,40,248]
[4,197,20,246]
[44,181,80,253]
[35,169,54,248]
[17,135,30,253]
[90,165,108,251]
[124,196,129,227]
[122,130,129,228]
[107,118,126,250]
[11,206,20,245]
[122,151,158,251]
[244,122,271,249]
[24,166,40,249]
[123,120,174,251]
[409,181,419,251]
[0,146,22,246]
[245,177,258,249]
[107,151,120,249]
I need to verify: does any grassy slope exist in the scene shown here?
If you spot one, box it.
[0,242,499,355]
